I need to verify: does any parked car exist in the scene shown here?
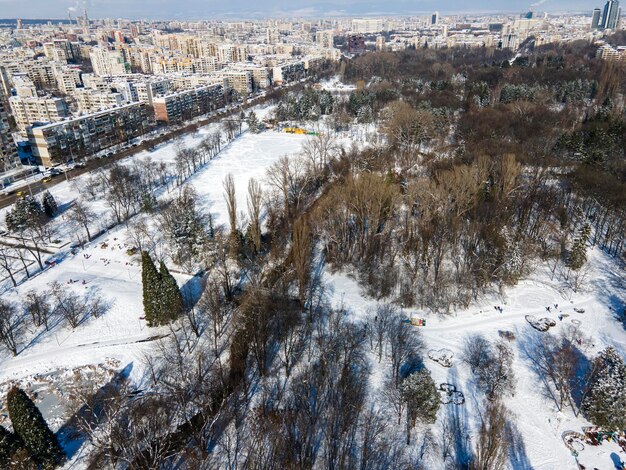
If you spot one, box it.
[42,177,52,183]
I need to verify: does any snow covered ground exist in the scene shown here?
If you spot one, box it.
[324,248,626,470]
[1,101,625,469]
[0,105,313,436]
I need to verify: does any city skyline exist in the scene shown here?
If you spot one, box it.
[0,0,605,20]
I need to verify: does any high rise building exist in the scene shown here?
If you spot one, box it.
[432,11,440,25]
[8,95,69,134]
[601,0,621,29]
[89,48,129,76]
[591,8,600,28]
[0,99,19,180]
[351,19,384,34]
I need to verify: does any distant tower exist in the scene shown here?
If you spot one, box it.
[16,18,22,29]
[83,6,89,27]
[431,11,440,25]
[67,9,73,25]
[601,0,621,29]
[592,8,602,29]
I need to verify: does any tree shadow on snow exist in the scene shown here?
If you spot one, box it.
[444,367,472,469]
[180,271,206,310]
[507,420,533,469]
[56,362,134,460]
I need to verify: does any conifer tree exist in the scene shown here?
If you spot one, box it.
[42,191,58,218]
[569,223,591,271]
[141,251,162,327]
[247,111,260,133]
[159,261,184,322]
[582,346,626,430]
[5,195,44,232]
[401,368,440,444]
[6,387,64,468]
[0,425,24,467]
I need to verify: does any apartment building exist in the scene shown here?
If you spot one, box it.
[271,60,306,85]
[152,83,224,123]
[0,99,19,184]
[75,89,125,113]
[28,102,151,166]
[351,19,385,34]
[9,95,69,133]
[222,70,253,95]
[596,43,626,61]
[54,66,83,94]
[133,78,171,105]
[90,47,129,76]
[315,30,335,48]
[25,60,57,89]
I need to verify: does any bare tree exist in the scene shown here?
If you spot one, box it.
[464,335,515,401]
[292,217,312,304]
[68,199,97,242]
[388,313,424,387]
[0,245,19,287]
[246,178,263,253]
[301,131,338,173]
[266,155,312,221]
[126,219,156,255]
[23,289,52,330]
[49,282,108,329]
[471,400,509,470]
[370,303,396,362]
[224,173,238,235]
[0,299,25,355]
[521,331,581,413]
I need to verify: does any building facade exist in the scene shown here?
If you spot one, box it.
[0,99,19,181]
[28,102,151,166]
[9,95,69,133]
[152,83,224,123]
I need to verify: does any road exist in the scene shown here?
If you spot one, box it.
[0,87,288,210]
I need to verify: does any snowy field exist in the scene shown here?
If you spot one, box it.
[324,248,626,470]
[1,101,625,469]
[0,106,313,434]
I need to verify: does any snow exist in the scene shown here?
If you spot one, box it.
[188,130,309,228]
[0,104,309,398]
[323,247,626,470]
[1,98,625,470]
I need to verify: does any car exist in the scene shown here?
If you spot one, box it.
[75,162,87,168]
[42,177,52,183]
[16,191,26,197]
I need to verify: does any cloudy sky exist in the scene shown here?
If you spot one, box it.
[1,0,596,20]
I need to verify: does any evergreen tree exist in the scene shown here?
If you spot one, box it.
[247,111,260,133]
[159,261,184,322]
[41,191,58,218]
[570,223,591,271]
[582,346,626,431]
[6,387,64,468]
[141,251,162,327]
[401,368,440,444]
[5,195,44,233]
[0,425,24,467]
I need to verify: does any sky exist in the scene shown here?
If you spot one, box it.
[0,0,597,20]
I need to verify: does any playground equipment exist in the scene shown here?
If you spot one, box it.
[403,315,426,327]
[284,127,318,136]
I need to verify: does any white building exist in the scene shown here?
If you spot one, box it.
[75,89,125,113]
[351,19,385,34]
[89,48,128,76]
[9,95,69,133]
